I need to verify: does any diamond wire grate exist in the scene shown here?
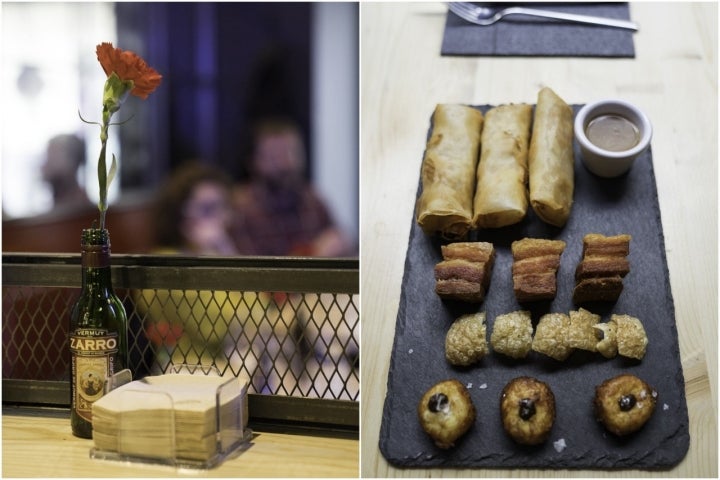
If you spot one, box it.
[2,285,359,401]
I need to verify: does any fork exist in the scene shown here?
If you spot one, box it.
[447,2,638,31]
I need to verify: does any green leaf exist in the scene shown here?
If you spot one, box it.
[97,141,108,210]
[107,153,118,190]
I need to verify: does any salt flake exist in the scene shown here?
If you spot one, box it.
[553,438,567,453]
[663,403,669,411]
[408,348,414,354]
[479,383,488,389]
[466,382,473,389]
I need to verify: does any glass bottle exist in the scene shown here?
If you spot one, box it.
[69,228,128,438]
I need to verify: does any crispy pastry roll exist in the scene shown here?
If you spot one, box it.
[473,103,532,229]
[416,104,484,239]
[528,87,575,227]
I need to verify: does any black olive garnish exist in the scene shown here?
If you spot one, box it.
[518,398,536,420]
[428,393,449,413]
[618,394,636,411]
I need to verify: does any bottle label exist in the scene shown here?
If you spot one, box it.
[70,328,118,423]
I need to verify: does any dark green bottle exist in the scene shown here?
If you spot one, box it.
[69,228,128,438]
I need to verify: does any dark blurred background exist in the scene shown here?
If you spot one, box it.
[119,1,314,183]
[1,2,358,256]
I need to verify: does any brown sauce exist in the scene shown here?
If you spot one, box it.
[586,114,640,152]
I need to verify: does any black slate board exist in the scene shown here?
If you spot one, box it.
[441,2,635,57]
[378,105,690,469]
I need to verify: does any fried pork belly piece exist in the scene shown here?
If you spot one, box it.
[512,238,567,261]
[435,260,488,302]
[582,233,631,257]
[445,312,488,366]
[490,310,533,359]
[573,277,625,303]
[442,242,495,263]
[575,257,630,279]
[573,234,631,304]
[531,313,573,361]
[435,242,495,303]
[613,314,648,360]
[511,238,566,303]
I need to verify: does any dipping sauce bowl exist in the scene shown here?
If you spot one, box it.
[574,99,652,178]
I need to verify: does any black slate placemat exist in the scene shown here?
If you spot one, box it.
[378,105,690,469]
[442,2,636,57]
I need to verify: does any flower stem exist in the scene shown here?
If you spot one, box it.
[97,107,112,230]
[94,71,134,231]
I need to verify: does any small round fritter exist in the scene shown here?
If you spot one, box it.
[613,314,648,360]
[445,312,488,366]
[594,373,657,436]
[531,313,574,361]
[500,376,556,445]
[417,379,476,449]
[490,310,533,359]
[567,308,600,352]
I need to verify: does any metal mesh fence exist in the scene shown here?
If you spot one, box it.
[2,255,359,403]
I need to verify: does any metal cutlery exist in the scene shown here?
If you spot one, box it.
[447,2,638,31]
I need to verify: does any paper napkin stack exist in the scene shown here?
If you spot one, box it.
[92,373,246,462]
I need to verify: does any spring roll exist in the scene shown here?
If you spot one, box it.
[416,104,484,239]
[528,87,575,227]
[472,103,532,229]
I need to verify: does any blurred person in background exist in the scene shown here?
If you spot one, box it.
[233,117,355,257]
[152,162,238,256]
[139,162,241,377]
[137,161,306,395]
[41,134,92,212]
[232,118,359,398]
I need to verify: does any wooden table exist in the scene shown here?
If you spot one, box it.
[360,2,717,477]
[2,407,358,477]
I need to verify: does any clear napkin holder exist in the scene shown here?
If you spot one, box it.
[89,364,252,469]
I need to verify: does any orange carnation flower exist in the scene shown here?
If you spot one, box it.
[96,42,162,99]
[86,42,162,229]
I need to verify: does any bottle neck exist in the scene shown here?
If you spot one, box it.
[82,246,110,266]
[80,243,113,290]
[80,265,114,291]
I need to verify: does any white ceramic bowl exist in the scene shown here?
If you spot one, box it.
[574,99,652,178]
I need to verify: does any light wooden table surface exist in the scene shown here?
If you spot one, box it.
[2,407,358,477]
[360,2,717,477]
